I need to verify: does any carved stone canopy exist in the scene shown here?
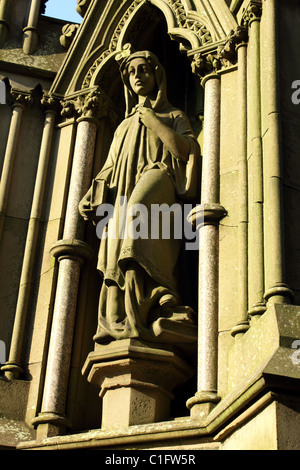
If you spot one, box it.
[49,0,238,97]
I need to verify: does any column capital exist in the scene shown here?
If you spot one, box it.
[60,87,118,126]
[241,0,262,28]
[191,26,248,84]
[41,93,60,113]
[9,88,33,108]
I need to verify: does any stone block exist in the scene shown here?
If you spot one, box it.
[82,339,195,430]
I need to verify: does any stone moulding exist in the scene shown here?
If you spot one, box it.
[187,203,227,230]
[50,239,94,264]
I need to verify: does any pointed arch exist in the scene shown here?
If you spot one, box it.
[80,0,214,94]
[52,0,236,96]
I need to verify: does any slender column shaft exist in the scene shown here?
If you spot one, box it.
[198,223,219,392]
[201,76,221,203]
[262,0,293,305]
[23,0,41,54]
[33,118,96,437]
[231,42,250,336]
[198,75,221,393]
[187,74,224,418]
[0,0,12,46]
[1,107,57,380]
[247,17,266,320]
[0,102,25,240]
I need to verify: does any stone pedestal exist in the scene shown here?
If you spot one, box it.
[82,339,194,430]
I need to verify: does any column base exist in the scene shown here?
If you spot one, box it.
[82,339,195,430]
[1,362,23,380]
[23,27,39,55]
[32,412,71,439]
[186,391,220,420]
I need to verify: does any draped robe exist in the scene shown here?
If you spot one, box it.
[79,51,200,343]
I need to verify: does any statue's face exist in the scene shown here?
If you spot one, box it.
[128,58,157,97]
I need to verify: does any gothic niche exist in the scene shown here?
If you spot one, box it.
[81,4,203,428]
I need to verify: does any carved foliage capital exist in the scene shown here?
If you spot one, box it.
[241,0,262,27]
[61,89,117,126]
[191,52,221,79]
[191,26,248,80]
[41,94,61,113]
[10,89,33,107]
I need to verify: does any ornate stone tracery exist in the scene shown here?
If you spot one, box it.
[82,0,213,90]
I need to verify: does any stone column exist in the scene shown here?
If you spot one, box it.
[243,3,266,322]
[0,0,12,47]
[32,89,107,439]
[1,95,58,380]
[23,0,41,54]
[186,55,226,419]
[261,0,294,306]
[231,38,250,337]
[0,90,32,241]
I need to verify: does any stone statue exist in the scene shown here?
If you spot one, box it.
[79,50,200,346]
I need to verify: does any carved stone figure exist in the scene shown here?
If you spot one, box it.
[79,50,200,345]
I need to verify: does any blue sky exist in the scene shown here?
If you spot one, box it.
[43,0,83,23]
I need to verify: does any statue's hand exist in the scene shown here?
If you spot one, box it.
[138,107,159,131]
[79,198,94,221]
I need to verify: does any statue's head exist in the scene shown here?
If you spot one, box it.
[120,50,168,116]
